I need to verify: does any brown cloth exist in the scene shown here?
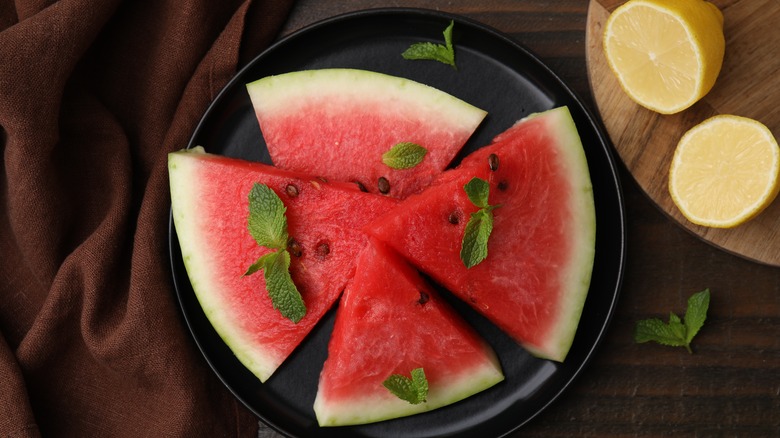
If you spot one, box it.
[0,0,295,436]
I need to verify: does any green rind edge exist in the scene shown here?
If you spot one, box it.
[245,68,487,131]
[313,356,504,427]
[521,107,596,362]
[169,147,281,382]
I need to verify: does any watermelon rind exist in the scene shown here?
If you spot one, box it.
[517,106,595,361]
[246,68,488,198]
[246,69,486,127]
[169,147,281,382]
[314,367,504,427]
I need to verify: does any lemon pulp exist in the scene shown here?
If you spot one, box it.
[669,115,780,228]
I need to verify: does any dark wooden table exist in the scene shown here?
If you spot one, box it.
[257,1,780,436]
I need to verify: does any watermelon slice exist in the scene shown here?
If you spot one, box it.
[366,106,596,362]
[246,68,487,198]
[168,147,398,382]
[313,238,504,426]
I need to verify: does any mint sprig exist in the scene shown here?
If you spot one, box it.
[401,20,456,69]
[244,183,306,323]
[634,289,710,353]
[460,177,500,268]
[382,368,428,404]
[382,142,428,169]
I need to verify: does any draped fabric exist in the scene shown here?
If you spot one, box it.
[0,1,295,435]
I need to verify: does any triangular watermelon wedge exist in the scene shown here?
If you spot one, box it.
[246,68,487,198]
[366,107,596,362]
[169,147,398,382]
[313,238,504,426]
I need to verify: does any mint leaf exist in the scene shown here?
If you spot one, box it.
[402,42,453,65]
[382,368,428,404]
[667,313,687,342]
[244,252,276,277]
[244,182,306,323]
[260,250,306,324]
[443,20,454,61]
[634,289,710,353]
[460,177,500,268]
[382,142,428,169]
[401,20,456,69]
[684,288,710,344]
[460,209,493,269]
[463,177,490,208]
[634,318,688,349]
[247,183,288,249]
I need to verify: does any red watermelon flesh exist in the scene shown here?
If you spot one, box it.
[365,107,596,362]
[246,69,487,199]
[313,238,504,426]
[168,147,398,382]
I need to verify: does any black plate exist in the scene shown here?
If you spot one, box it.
[169,8,626,438]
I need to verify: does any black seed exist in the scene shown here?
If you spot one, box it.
[288,238,302,257]
[317,176,328,183]
[316,241,330,259]
[488,153,499,171]
[497,180,509,191]
[353,180,368,192]
[448,211,461,225]
[285,184,299,198]
[377,177,391,195]
[418,291,429,305]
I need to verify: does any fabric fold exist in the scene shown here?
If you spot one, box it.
[0,0,295,435]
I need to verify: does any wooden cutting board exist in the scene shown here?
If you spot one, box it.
[586,0,780,267]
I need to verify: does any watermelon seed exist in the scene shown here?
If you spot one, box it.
[288,238,302,257]
[378,177,391,195]
[285,184,299,198]
[317,176,328,183]
[315,241,330,259]
[497,180,509,192]
[353,180,368,192]
[448,211,461,225]
[418,291,429,305]
[488,153,500,171]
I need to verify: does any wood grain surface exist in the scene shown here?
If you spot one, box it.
[587,0,780,267]
[251,1,780,436]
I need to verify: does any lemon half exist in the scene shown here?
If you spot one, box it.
[669,115,780,228]
[603,0,725,114]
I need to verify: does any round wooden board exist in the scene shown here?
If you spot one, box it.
[586,0,780,267]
